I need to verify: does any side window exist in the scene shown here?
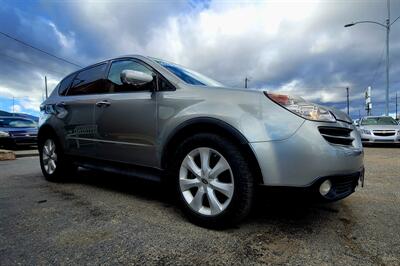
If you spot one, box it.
[106,60,155,93]
[67,63,107,95]
[58,73,76,96]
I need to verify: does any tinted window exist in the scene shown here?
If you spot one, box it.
[58,73,76,96]
[107,60,154,92]
[68,64,107,95]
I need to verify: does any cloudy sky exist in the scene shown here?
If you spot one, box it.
[0,0,399,118]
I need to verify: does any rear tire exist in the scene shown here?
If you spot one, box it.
[171,133,254,229]
[39,134,76,182]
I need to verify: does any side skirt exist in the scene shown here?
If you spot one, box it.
[70,155,164,183]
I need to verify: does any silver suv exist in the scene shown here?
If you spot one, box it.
[38,55,364,227]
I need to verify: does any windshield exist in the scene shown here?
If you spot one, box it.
[361,117,398,126]
[154,59,224,87]
[0,118,37,128]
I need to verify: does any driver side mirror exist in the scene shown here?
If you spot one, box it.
[120,69,153,86]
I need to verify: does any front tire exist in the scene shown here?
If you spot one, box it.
[39,135,76,182]
[171,133,254,228]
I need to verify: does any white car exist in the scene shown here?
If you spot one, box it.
[357,116,400,144]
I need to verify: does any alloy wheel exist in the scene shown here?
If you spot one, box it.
[42,139,57,175]
[179,147,234,216]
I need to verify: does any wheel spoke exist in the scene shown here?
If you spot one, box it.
[190,187,205,211]
[207,187,223,215]
[210,180,234,198]
[209,157,229,179]
[183,155,201,177]
[47,160,52,172]
[49,141,55,153]
[49,160,56,172]
[44,145,50,156]
[199,148,210,172]
[180,178,201,191]
[42,155,50,164]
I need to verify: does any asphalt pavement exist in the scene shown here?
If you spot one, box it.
[0,147,399,265]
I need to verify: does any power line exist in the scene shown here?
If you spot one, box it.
[0,31,82,68]
[368,43,386,87]
[0,52,68,76]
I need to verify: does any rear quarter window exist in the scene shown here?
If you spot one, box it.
[58,73,76,96]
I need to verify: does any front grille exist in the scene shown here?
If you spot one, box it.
[318,127,354,146]
[373,130,395,137]
[10,132,37,137]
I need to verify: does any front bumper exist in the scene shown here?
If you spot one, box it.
[0,136,37,147]
[310,169,364,201]
[360,133,400,144]
[250,120,364,187]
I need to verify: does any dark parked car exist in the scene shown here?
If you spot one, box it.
[0,116,38,149]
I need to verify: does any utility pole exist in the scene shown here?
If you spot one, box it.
[346,87,350,115]
[365,86,372,116]
[45,76,48,99]
[244,77,250,89]
[12,96,15,115]
[396,92,398,120]
[386,0,390,116]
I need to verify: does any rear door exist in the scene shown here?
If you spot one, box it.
[94,59,158,167]
[62,63,108,158]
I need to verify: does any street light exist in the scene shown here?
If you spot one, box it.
[345,0,400,116]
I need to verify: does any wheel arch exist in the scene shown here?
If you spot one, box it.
[161,117,263,184]
[37,124,60,147]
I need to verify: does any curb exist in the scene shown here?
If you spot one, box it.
[0,149,16,161]
[15,152,39,158]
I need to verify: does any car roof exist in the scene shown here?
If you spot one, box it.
[60,55,153,79]
[55,55,182,87]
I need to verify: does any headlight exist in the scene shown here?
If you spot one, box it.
[360,129,371,135]
[0,131,10,138]
[265,92,336,122]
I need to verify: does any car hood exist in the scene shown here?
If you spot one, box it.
[204,87,353,124]
[325,107,353,124]
[359,125,400,130]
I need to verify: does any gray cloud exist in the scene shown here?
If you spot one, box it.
[0,0,399,117]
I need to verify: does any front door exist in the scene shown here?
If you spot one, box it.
[94,59,158,167]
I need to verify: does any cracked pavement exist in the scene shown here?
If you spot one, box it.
[0,147,399,265]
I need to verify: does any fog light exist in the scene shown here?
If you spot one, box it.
[319,180,332,196]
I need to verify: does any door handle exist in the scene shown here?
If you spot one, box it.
[96,100,111,107]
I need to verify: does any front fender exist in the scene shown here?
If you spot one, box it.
[157,86,304,146]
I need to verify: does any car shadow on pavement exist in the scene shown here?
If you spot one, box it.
[64,167,345,229]
[249,187,344,227]
[4,145,38,151]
